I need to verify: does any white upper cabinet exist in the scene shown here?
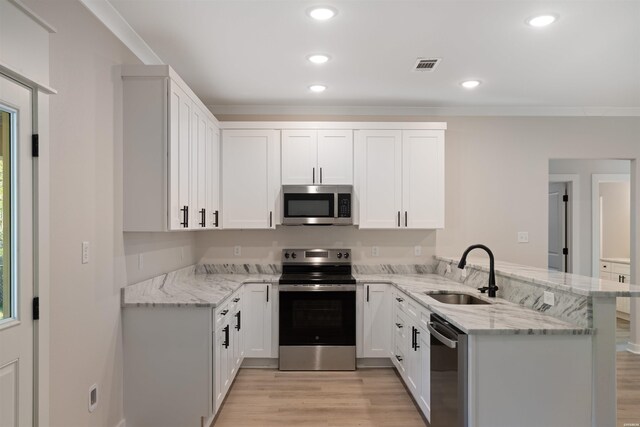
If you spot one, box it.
[281,130,353,185]
[356,129,444,229]
[222,129,280,229]
[122,65,220,232]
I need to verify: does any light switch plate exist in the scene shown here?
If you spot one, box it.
[82,241,90,264]
[234,246,241,256]
[517,232,529,243]
[544,291,555,306]
[371,246,379,257]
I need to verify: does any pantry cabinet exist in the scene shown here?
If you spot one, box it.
[122,65,220,231]
[355,129,444,229]
[281,129,353,185]
[221,130,281,229]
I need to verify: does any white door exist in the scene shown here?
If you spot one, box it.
[222,130,279,229]
[362,283,390,357]
[355,130,402,229]
[205,122,220,229]
[402,130,444,229]
[281,130,317,185]
[548,182,567,271]
[0,75,34,427]
[317,130,353,185]
[243,283,272,357]
[168,82,191,230]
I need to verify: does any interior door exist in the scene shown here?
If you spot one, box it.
[0,75,34,427]
[548,182,567,271]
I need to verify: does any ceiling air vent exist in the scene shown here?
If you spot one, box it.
[412,58,441,72]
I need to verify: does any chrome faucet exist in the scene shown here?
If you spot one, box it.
[458,244,499,298]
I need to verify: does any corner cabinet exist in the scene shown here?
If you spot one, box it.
[221,130,281,229]
[355,129,444,229]
[122,65,221,231]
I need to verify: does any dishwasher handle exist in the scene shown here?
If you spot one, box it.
[427,321,458,349]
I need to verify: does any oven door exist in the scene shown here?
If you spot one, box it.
[282,191,336,225]
[279,285,356,346]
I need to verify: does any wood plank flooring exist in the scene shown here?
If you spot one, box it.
[617,317,631,346]
[212,352,640,427]
[618,351,640,427]
[213,368,428,427]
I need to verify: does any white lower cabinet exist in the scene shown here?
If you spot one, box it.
[362,283,391,357]
[243,282,274,358]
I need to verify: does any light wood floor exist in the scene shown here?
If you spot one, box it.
[618,351,640,427]
[212,352,640,427]
[213,368,428,427]
[617,317,631,346]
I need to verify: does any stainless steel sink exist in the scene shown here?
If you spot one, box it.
[425,292,492,305]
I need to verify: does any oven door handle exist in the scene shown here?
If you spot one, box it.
[279,284,356,292]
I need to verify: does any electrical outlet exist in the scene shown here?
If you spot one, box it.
[234,246,242,256]
[446,264,452,274]
[371,246,379,257]
[544,291,555,306]
[88,384,98,413]
[414,246,422,256]
[82,241,90,264]
[138,254,144,270]
[517,232,529,243]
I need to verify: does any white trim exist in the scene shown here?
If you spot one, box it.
[549,174,581,274]
[209,104,640,117]
[591,174,630,278]
[0,62,56,95]
[627,341,640,355]
[77,0,163,65]
[220,121,447,130]
[7,0,57,33]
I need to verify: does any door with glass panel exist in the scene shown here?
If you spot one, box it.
[0,75,34,427]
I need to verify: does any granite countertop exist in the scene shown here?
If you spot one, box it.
[436,256,640,297]
[355,273,591,336]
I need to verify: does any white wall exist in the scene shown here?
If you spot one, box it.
[549,159,631,275]
[600,181,631,260]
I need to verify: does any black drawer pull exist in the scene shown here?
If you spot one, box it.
[180,205,189,228]
[395,323,403,329]
[221,309,229,316]
[395,355,403,362]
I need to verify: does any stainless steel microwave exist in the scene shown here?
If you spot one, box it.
[282,185,353,225]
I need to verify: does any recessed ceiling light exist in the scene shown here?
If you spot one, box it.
[461,80,481,89]
[309,84,327,93]
[527,15,557,27]
[308,7,337,21]
[308,54,330,64]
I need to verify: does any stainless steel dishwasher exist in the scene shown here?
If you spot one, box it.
[427,313,468,427]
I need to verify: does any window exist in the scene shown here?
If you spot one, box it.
[0,109,12,321]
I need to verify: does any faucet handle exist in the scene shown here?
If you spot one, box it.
[478,287,489,294]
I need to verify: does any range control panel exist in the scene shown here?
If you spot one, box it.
[282,248,351,264]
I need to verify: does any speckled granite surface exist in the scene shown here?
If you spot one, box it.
[355,273,591,336]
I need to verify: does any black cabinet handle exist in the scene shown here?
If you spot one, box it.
[320,167,323,183]
[214,210,219,227]
[405,211,408,227]
[199,208,206,227]
[235,311,241,331]
[233,298,240,303]
[397,211,400,227]
[366,285,370,302]
[395,323,403,329]
[269,211,273,228]
[223,325,229,348]
[266,285,269,303]
[180,205,189,228]
[395,297,404,303]
[414,329,420,351]
[313,167,315,184]
[411,326,415,349]
[221,309,229,316]
[396,355,403,362]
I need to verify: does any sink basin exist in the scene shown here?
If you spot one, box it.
[425,292,492,305]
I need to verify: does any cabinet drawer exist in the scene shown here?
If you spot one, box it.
[393,345,406,374]
[612,263,631,275]
[419,309,432,329]
[406,300,419,320]
[214,303,232,329]
[393,291,408,311]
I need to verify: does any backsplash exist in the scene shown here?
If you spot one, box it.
[434,259,590,327]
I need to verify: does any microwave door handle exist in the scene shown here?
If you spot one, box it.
[334,192,338,218]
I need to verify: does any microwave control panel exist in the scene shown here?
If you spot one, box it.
[338,194,351,218]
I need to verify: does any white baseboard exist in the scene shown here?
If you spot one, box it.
[114,418,126,427]
[627,341,640,354]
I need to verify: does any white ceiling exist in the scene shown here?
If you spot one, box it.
[107,0,640,114]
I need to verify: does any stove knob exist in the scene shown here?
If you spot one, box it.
[337,253,343,259]
[284,252,290,259]
[291,253,297,259]
[344,252,350,259]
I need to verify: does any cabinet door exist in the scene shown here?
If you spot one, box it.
[405,324,420,395]
[205,122,220,229]
[168,82,192,230]
[195,110,208,229]
[281,130,318,185]
[418,325,431,420]
[362,283,391,357]
[317,130,353,185]
[355,130,402,229]
[599,271,612,281]
[243,283,273,358]
[222,130,280,229]
[214,327,229,412]
[402,130,445,229]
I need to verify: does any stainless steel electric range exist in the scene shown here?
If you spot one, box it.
[278,248,356,371]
